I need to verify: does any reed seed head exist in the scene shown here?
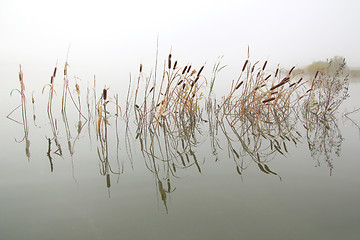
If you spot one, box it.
[197,66,204,77]
[182,66,188,74]
[314,71,319,79]
[103,88,107,100]
[289,66,295,75]
[262,61,267,71]
[75,83,80,95]
[19,66,23,82]
[187,65,191,73]
[262,97,275,103]
[242,60,249,72]
[235,81,243,90]
[168,54,172,69]
[64,62,68,76]
[53,67,57,77]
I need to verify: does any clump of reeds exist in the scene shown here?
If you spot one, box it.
[216,56,305,142]
[7,48,352,186]
[303,58,349,116]
[132,53,206,151]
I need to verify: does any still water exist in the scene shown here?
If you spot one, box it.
[1,71,360,240]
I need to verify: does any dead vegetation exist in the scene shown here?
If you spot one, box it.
[7,50,352,187]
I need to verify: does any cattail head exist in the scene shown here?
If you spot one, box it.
[50,76,54,85]
[106,174,111,188]
[139,64,143,73]
[242,60,249,72]
[182,66,188,74]
[256,71,261,79]
[19,65,25,91]
[187,65,191,73]
[252,61,259,73]
[197,66,204,77]
[64,62,68,76]
[262,97,276,103]
[53,67,57,78]
[251,65,255,73]
[314,71,319,79]
[282,76,290,83]
[173,61,177,70]
[235,81,243,90]
[19,66,23,82]
[103,88,107,100]
[270,77,290,91]
[75,83,80,95]
[262,61,267,71]
[168,54,172,69]
[275,68,279,78]
[288,66,295,75]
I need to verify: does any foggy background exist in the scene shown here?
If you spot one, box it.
[1,0,360,92]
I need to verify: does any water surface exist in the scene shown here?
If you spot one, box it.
[1,74,359,240]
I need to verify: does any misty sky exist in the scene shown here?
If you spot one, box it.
[1,0,360,87]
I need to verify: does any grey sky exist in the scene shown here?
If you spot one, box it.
[1,0,360,87]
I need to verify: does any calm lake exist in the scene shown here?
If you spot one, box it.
[1,66,359,240]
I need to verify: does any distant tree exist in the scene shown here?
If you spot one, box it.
[327,56,347,74]
[304,56,347,75]
[305,61,328,74]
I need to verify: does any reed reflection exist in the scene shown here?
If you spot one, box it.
[43,65,62,156]
[96,88,123,197]
[7,53,352,208]
[46,137,54,172]
[126,56,207,210]
[7,66,30,160]
[301,58,349,175]
[209,56,308,178]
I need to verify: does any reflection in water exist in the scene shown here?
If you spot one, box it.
[7,66,30,160]
[303,110,343,175]
[43,65,63,157]
[96,88,122,197]
[301,59,349,175]
[46,137,54,172]
[7,55,353,211]
[344,107,360,132]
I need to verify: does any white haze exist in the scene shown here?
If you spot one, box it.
[1,0,360,90]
